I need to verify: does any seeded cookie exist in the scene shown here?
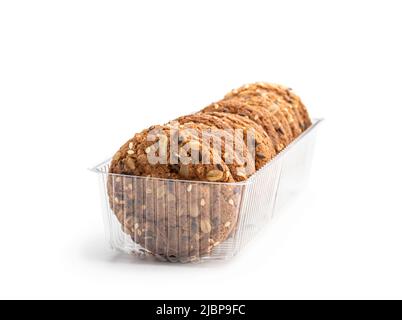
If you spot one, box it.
[225,82,311,133]
[252,83,310,131]
[108,126,242,261]
[175,112,275,170]
[169,121,256,182]
[109,127,176,180]
[201,99,286,152]
[279,85,312,130]
[174,122,253,249]
[223,92,295,143]
[201,111,277,170]
[224,84,303,139]
[252,82,312,129]
[174,113,257,176]
[217,96,293,148]
[107,174,242,262]
[109,125,234,182]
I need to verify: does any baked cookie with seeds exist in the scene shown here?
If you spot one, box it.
[221,96,293,148]
[224,84,303,139]
[201,111,277,170]
[225,82,311,132]
[168,121,256,182]
[253,82,311,130]
[276,85,312,130]
[201,99,286,152]
[257,83,306,132]
[108,124,242,262]
[109,125,234,183]
[187,121,251,244]
[224,93,294,143]
[107,175,242,262]
[175,112,275,171]
[108,125,242,261]
[109,127,176,180]
[175,113,255,177]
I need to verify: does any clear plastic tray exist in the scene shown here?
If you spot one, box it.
[91,119,322,263]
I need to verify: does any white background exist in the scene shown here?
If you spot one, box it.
[1,0,401,300]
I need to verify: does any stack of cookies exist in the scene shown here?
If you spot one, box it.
[108,82,311,262]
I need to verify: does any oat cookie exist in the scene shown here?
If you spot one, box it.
[110,125,234,182]
[202,111,277,170]
[224,93,294,143]
[174,113,257,177]
[225,82,311,132]
[175,112,275,171]
[221,96,293,148]
[256,83,308,131]
[280,86,312,130]
[224,83,302,139]
[202,99,286,152]
[107,174,243,261]
[108,125,242,261]
[169,121,256,182]
[252,83,312,130]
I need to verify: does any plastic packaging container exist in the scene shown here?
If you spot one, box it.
[91,119,322,263]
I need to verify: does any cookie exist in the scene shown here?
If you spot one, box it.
[224,83,302,139]
[201,99,287,152]
[109,127,176,180]
[108,125,242,261]
[202,111,277,170]
[225,82,311,133]
[169,121,256,182]
[221,96,293,148]
[255,83,308,131]
[225,92,295,142]
[107,174,243,262]
[110,125,234,183]
[175,112,274,171]
[174,113,256,175]
[254,83,312,130]
[281,86,312,130]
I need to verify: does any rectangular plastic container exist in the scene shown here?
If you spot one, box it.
[91,119,322,263]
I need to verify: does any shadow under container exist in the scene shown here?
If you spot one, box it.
[92,119,322,263]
